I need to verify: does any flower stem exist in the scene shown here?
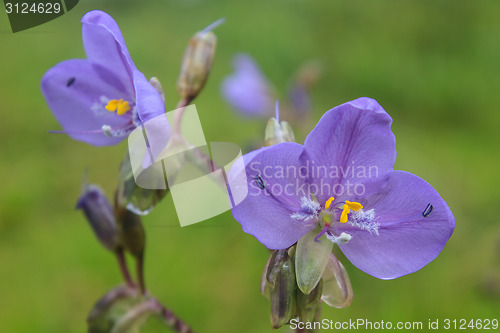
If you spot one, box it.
[173,97,193,135]
[116,247,136,288]
[136,251,146,294]
[156,300,195,333]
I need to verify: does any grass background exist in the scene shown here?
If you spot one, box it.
[0,0,499,332]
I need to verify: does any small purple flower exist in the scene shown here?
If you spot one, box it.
[41,10,167,146]
[230,97,454,279]
[221,54,274,117]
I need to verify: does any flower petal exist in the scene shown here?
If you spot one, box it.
[81,10,135,97]
[229,142,314,249]
[301,97,396,202]
[221,54,274,117]
[338,170,455,279]
[41,59,132,146]
[132,69,166,124]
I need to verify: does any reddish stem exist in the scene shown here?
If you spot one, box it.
[136,251,146,294]
[173,97,193,135]
[116,248,136,288]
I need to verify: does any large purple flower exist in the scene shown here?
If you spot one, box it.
[41,10,167,146]
[230,97,454,279]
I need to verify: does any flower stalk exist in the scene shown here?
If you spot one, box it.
[116,247,136,289]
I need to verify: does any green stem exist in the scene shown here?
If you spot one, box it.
[116,248,136,288]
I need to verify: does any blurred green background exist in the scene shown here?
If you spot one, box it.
[1,0,499,332]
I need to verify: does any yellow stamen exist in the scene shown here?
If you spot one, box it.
[117,100,130,115]
[340,204,350,223]
[105,99,131,115]
[345,200,363,211]
[325,196,335,209]
[105,99,120,111]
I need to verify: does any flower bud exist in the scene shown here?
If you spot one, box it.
[296,278,323,323]
[116,151,168,215]
[114,205,145,260]
[265,118,295,146]
[149,77,165,103]
[321,253,353,308]
[260,254,272,300]
[265,101,295,146]
[267,250,297,329]
[110,299,161,333]
[87,285,140,333]
[295,59,322,88]
[76,184,120,252]
[177,19,223,100]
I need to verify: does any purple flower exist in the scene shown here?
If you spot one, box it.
[221,54,274,117]
[76,184,119,251]
[230,97,454,279]
[41,10,167,146]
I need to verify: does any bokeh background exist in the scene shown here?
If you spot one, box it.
[1,0,499,332]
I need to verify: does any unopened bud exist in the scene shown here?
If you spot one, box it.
[149,77,165,103]
[321,253,353,309]
[114,206,145,260]
[260,254,272,300]
[116,151,168,215]
[296,279,323,323]
[267,250,297,329]
[177,19,224,100]
[110,299,161,333]
[87,285,140,333]
[295,59,322,88]
[265,101,295,146]
[76,184,120,252]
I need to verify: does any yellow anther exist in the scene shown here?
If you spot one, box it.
[105,99,131,115]
[117,100,130,115]
[325,197,335,209]
[340,204,350,223]
[345,200,363,211]
[105,99,120,111]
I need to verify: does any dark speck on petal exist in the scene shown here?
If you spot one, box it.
[66,77,75,87]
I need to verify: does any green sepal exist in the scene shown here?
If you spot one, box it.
[295,227,333,295]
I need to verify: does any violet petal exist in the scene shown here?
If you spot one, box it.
[81,10,135,97]
[41,59,132,146]
[133,69,167,124]
[229,143,314,249]
[301,97,396,202]
[338,170,455,279]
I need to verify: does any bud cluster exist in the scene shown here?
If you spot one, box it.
[261,245,353,331]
